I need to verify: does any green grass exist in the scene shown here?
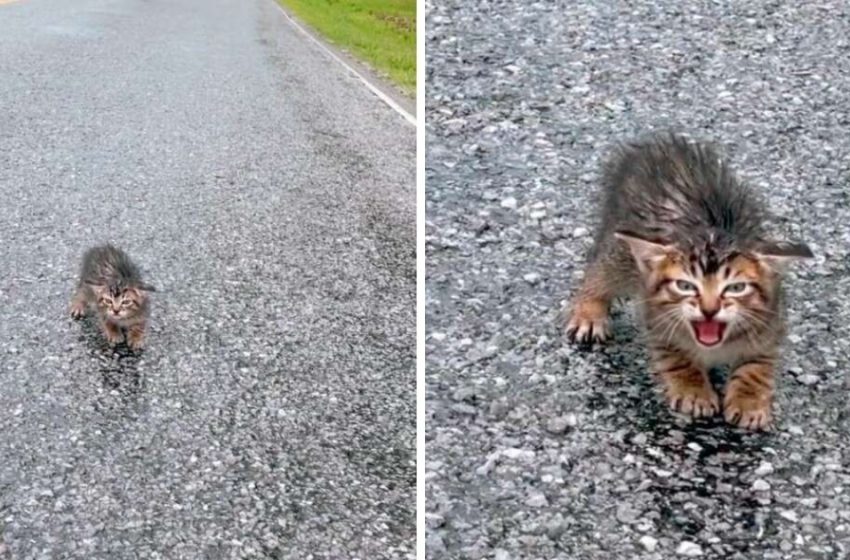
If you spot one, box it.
[278,0,415,96]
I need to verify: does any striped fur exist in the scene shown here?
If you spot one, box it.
[564,133,811,430]
[70,244,155,350]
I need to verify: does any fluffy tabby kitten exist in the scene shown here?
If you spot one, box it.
[70,244,155,350]
[564,133,812,430]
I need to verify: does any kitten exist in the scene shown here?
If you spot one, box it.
[70,244,155,350]
[564,133,812,430]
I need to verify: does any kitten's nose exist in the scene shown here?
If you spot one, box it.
[700,305,720,320]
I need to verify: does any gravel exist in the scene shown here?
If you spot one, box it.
[426,0,850,558]
[0,0,415,558]
[639,535,658,552]
[677,541,704,557]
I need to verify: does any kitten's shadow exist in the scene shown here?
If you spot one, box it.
[585,318,775,548]
[594,317,770,451]
[77,318,144,397]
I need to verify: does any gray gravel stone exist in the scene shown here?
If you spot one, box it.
[524,272,542,285]
[545,414,577,434]
[755,461,775,476]
[797,374,821,386]
[639,535,658,552]
[526,492,549,508]
[753,479,772,492]
[781,510,799,523]
[676,541,704,556]
[494,549,512,560]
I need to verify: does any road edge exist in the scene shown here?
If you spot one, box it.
[272,1,417,127]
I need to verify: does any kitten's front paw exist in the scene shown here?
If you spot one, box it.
[102,323,124,345]
[70,301,87,319]
[724,392,772,430]
[126,329,145,351]
[564,300,610,344]
[663,374,720,418]
[105,331,124,345]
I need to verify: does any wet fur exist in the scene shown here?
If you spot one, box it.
[564,133,812,430]
[70,245,155,350]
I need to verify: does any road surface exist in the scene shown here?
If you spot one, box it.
[0,0,415,558]
[426,1,850,559]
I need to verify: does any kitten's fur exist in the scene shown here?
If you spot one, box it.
[564,133,812,430]
[70,245,155,350]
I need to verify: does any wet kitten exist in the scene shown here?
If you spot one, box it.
[70,244,155,350]
[564,133,812,430]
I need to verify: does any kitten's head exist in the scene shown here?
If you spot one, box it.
[89,282,155,319]
[616,230,812,350]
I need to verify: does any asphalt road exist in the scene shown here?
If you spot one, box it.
[426,2,850,559]
[0,1,415,558]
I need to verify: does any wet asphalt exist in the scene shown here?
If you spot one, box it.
[426,1,850,559]
[0,0,415,558]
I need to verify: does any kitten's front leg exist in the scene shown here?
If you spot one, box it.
[723,360,775,430]
[652,348,720,418]
[100,318,124,345]
[564,260,616,344]
[126,321,146,351]
[70,288,88,319]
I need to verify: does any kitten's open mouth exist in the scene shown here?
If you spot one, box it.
[691,320,726,346]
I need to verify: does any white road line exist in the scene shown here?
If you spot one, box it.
[273,2,417,127]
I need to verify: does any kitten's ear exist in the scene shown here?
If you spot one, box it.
[753,240,814,270]
[615,230,675,275]
[137,283,157,292]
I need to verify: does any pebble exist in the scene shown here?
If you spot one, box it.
[476,451,502,476]
[545,414,577,434]
[526,492,548,508]
[427,532,447,556]
[494,550,511,560]
[452,387,476,402]
[676,541,703,556]
[639,535,658,552]
[616,504,640,524]
[780,510,799,522]
[545,514,566,537]
[523,272,541,285]
[572,226,589,238]
[502,448,536,461]
[752,479,771,492]
[797,374,820,386]
[755,461,774,476]
[500,197,518,209]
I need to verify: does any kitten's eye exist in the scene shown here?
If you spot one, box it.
[723,282,749,296]
[674,280,698,294]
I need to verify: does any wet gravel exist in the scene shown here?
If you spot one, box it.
[0,0,414,558]
[425,1,850,558]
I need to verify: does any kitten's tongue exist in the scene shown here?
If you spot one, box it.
[693,320,724,346]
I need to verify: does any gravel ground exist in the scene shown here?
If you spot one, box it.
[0,0,414,558]
[425,2,850,559]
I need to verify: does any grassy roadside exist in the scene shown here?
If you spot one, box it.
[277,0,415,97]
